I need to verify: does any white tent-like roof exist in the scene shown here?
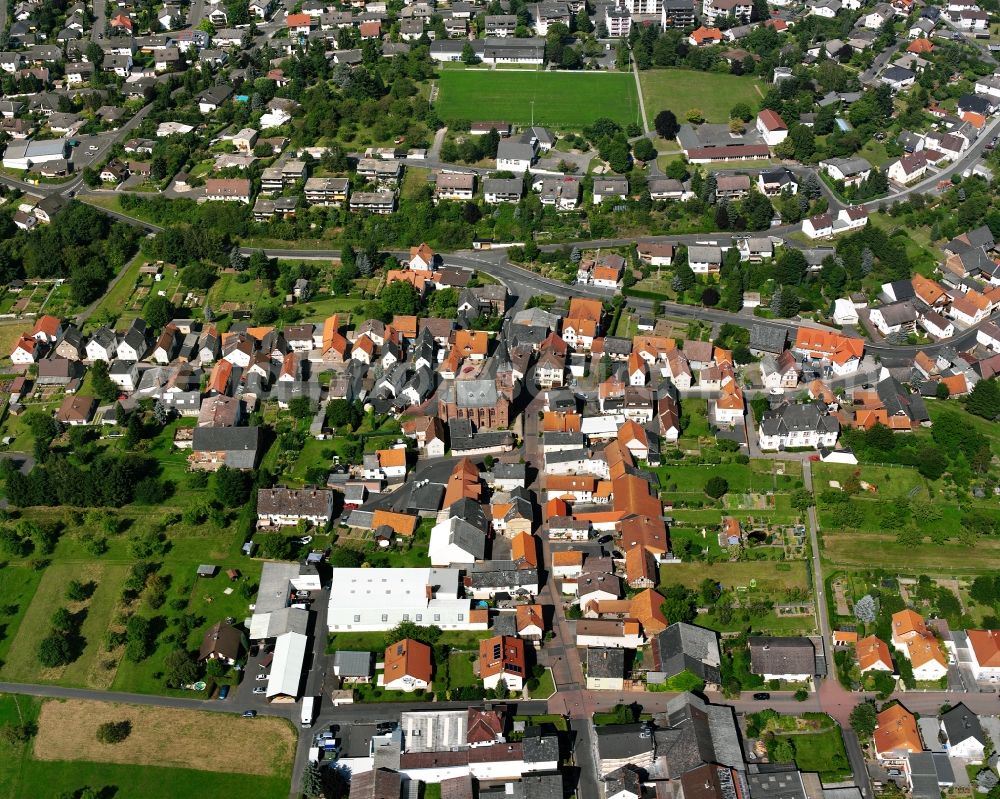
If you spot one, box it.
[266,631,307,700]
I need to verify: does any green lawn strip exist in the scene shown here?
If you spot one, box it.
[775,726,852,782]
[821,531,1000,574]
[638,69,764,126]
[657,461,788,494]
[514,714,567,731]
[1,562,125,686]
[327,629,489,654]
[355,684,433,703]
[660,561,809,593]
[0,694,40,799]
[447,651,478,690]
[435,71,640,129]
[205,272,266,313]
[811,462,929,501]
[57,563,130,688]
[9,760,289,799]
[700,610,817,635]
[0,567,43,668]
[528,668,555,699]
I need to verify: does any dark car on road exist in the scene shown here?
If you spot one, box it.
[753,692,771,700]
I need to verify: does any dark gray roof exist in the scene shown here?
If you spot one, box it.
[595,723,655,761]
[515,773,562,799]
[749,324,787,354]
[493,462,526,480]
[876,375,928,423]
[876,301,918,326]
[522,733,560,763]
[941,704,986,747]
[884,279,917,301]
[493,613,517,637]
[748,769,807,799]
[656,693,744,776]
[542,431,585,447]
[588,646,626,678]
[454,379,499,408]
[446,517,487,559]
[191,426,261,469]
[908,752,942,799]
[654,622,721,683]
[333,650,373,677]
[605,765,643,798]
[749,636,816,676]
[759,402,839,437]
[467,562,538,590]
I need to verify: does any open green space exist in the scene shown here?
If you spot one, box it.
[528,667,556,699]
[7,761,290,799]
[435,70,641,129]
[445,650,478,690]
[83,253,145,332]
[328,629,490,653]
[1,562,127,688]
[638,69,765,126]
[661,560,809,594]
[0,694,289,799]
[0,566,42,668]
[750,711,851,782]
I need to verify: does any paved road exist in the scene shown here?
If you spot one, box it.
[1,104,155,200]
[243,243,1000,363]
[0,680,298,718]
[859,43,899,87]
[91,0,107,41]
[631,52,650,134]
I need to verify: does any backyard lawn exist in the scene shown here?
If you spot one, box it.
[776,725,851,782]
[639,69,765,126]
[435,70,641,129]
[661,561,809,594]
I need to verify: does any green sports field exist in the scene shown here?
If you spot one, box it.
[434,70,641,129]
[639,68,765,126]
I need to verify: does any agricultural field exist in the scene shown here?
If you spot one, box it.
[434,70,641,129]
[813,460,1000,574]
[638,69,765,126]
[0,697,294,799]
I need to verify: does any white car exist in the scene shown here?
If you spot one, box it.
[253,687,266,695]
[298,536,313,545]
[88,145,99,151]
[255,673,269,681]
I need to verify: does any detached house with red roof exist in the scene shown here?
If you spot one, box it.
[792,328,865,375]
[10,334,37,364]
[967,629,1000,681]
[383,638,433,692]
[479,635,527,691]
[31,314,61,344]
[756,110,788,147]
[688,25,723,45]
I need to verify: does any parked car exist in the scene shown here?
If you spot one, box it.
[253,687,266,695]
[243,710,257,718]
[256,673,269,681]
[218,685,230,700]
